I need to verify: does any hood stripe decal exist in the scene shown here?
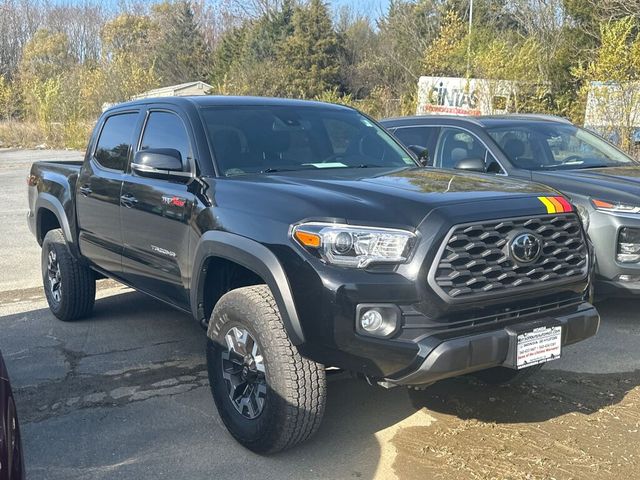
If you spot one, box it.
[538,196,573,214]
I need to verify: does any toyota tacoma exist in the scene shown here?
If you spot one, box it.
[28,97,599,453]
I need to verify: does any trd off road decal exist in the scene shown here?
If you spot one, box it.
[537,196,573,214]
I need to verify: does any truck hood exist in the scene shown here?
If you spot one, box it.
[213,167,560,228]
[531,165,640,205]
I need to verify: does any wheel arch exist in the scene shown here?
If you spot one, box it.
[191,231,305,345]
[35,193,73,245]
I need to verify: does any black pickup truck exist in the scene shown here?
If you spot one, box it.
[28,96,599,453]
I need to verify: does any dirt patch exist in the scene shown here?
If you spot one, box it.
[392,370,640,479]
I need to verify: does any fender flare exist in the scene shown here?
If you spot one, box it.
[191,231,305,345]
[35,193,74,245]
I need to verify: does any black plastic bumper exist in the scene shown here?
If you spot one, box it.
[386,302,599,386]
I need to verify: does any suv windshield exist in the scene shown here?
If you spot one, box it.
[486,122,636,171]
[201,105,416,176]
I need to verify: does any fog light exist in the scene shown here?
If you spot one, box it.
[618,274,640,283]
[356,304,400,338]
[617,228,640,263]
[361,310,383,332]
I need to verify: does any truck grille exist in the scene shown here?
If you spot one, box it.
[430,214,588,300]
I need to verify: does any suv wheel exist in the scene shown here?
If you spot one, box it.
[41,229,95,321]
[472,364,544,385]
[206,285,326,453]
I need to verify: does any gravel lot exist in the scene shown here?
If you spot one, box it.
[1,149,640,479]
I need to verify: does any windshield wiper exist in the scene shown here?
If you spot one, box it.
[260,167,313,174]
[540,162,609,170]
[571,163,612,169]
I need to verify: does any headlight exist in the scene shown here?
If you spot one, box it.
[617,227,640,263]
[292,222,417,268]
[592,199,640,214]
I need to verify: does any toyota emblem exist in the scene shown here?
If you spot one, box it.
[510,232,542,264]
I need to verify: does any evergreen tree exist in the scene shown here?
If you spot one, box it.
[152,1,212,85]
[279,0,340,97]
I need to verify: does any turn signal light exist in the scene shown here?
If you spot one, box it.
[294,230,321,248]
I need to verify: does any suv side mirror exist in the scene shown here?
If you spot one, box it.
[408,145,429,166]
[132,148,188,179]
[455,158,485,173]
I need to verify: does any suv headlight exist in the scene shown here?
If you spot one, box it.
[617,227,640,263]
[592,199,640,214]
[292,222,417,268]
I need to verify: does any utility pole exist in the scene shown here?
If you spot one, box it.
[466,0,474,79]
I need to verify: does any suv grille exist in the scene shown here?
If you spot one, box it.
[430,214,588,299]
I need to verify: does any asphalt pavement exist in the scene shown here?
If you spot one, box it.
[1,149,640,479]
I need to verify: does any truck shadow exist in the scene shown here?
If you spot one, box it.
[407,368,640,424]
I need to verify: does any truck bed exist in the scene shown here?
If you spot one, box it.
[28,160,83,244]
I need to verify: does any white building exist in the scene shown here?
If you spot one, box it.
[132,81,213,100]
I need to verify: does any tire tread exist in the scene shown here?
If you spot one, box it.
[208,284,326,453]
[42,229,95,321]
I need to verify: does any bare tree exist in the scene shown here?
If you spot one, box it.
[0,0,46,77]
[43,1,105,63]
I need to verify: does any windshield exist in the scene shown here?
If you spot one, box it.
[486,122,636,171]
[201,105,416,176]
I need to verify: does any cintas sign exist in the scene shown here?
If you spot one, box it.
[417,76,516,116]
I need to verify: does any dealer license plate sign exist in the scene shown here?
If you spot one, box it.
[516,326,562,369]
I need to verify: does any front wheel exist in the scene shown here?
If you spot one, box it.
[206,285,326,454]
[41,229,95,321]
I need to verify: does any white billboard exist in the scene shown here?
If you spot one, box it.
[417,76,517,116]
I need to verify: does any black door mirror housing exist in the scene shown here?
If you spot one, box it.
[455,157,486,173]
[408,145,429,166]
[132,149,189,179]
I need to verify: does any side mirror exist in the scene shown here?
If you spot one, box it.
[408,145,429,166]
[455,158,486,173]
[132,148,188,179]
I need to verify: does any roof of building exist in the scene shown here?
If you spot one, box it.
[131,81,213,99]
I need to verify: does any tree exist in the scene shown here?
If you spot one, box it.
[279,0,340,97]
[97,14,159,104]
[19,29,74,81]
[247,0,295,62]
[422,10,468,77]
[151,1,212,84]
[574,16,640,151]
[335,8,380,98]
[375,0,441,95]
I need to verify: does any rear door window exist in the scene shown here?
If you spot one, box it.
[393,126,439,150]
[94,113,138,171]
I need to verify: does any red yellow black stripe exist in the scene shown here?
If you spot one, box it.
[538,196,573,214]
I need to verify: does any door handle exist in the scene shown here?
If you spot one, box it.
[79,185,92,196]
[120,194,138,208]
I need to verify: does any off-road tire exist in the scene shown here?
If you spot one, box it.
[206,285,326,454]
[41,228,95,321]
[472,363,544,385]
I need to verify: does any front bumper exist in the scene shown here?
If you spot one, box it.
[589,209,640,296]
[385,301,599,386]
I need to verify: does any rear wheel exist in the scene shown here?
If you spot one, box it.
[41,229,95,321]
[206,285,326,454]
[471,364,544,385]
